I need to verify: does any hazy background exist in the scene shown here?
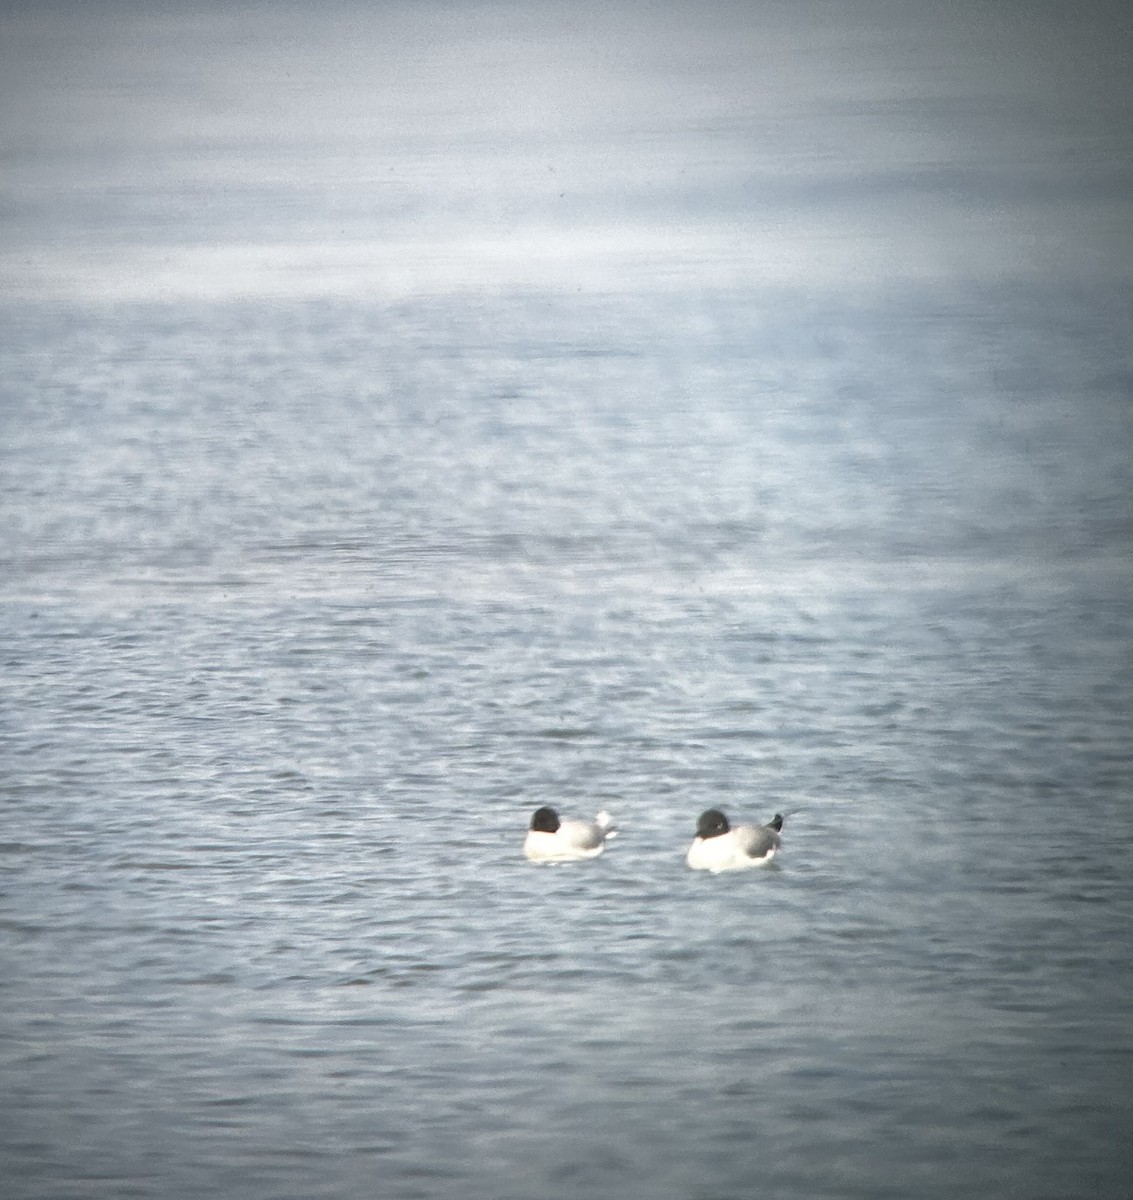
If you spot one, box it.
[2,0,1131,301]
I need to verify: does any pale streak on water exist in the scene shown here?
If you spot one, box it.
[1,4,1132,1200]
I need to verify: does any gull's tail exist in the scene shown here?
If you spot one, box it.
[595,811,617,838]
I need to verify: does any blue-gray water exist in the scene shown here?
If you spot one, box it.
[2,4,1132,1200]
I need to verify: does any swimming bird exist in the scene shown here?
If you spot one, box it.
[523,806,616,862]
[686,809,783,872]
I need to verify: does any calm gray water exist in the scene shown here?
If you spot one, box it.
[2,4,1132,1200]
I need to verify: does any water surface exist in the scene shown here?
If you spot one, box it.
[2,3,1131,1199]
